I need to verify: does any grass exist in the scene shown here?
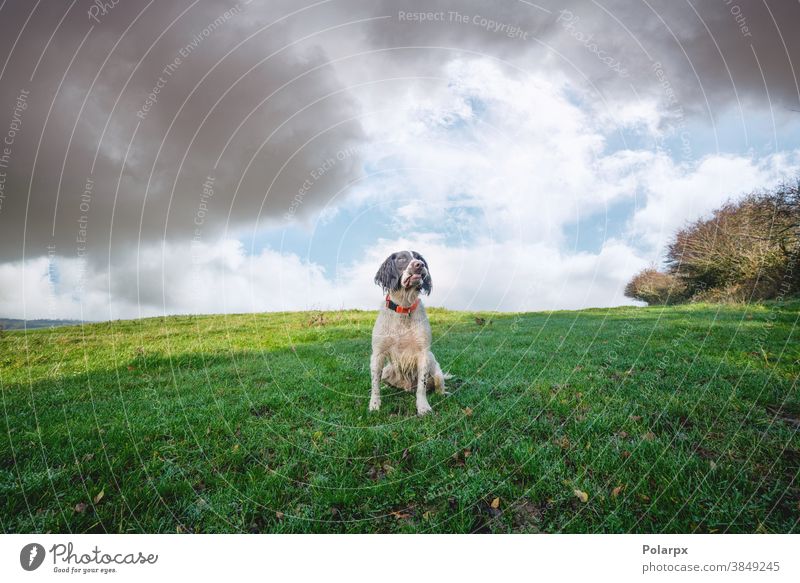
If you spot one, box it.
[1,301,798,533]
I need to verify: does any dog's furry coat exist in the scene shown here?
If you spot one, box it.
[369,251,447,416]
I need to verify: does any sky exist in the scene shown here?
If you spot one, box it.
[0,0,799,320]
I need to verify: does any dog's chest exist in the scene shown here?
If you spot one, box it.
[388,325,423,353]
[374,310,429,355]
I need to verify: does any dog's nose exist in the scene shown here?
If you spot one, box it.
[409,259,423,271]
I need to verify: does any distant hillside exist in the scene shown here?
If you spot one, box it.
[0,318,85,330]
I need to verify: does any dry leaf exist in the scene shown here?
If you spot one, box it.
[573,489,589,503]
[93,489,104,504]
[74,502,87,513]
[464,407,473,417]
[643,431,656,441]
[490,497,501,509]
[275,511,284,520]
[422,511,432,520]
[611,485,623,498]
[629,415,642,422]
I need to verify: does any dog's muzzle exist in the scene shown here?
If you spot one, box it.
[401,260,426,288]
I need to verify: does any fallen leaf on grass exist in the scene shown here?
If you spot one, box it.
[93,490,104,504]
[275,511,284,521]
[463,407,473,417]
[390,510,412,520]
[573,489,589,503]
[629,415,642,422]
[611,485,624,498]
[74,502,87,513]
[642,431,656,441]
[490,497,501,509]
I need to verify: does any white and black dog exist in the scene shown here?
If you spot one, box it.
[370,250,448,416]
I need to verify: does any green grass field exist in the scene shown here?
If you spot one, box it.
[1,302,798,533]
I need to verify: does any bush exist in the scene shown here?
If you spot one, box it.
[625,179,800,305]
[666,189,797,299]
[624,268,686,305]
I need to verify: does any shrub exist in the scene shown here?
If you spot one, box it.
[624,268,686,305]
[665,181,800,302]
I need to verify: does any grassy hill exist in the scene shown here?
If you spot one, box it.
[1,302,798,533]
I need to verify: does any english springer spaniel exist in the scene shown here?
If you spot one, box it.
[369,250,448,416]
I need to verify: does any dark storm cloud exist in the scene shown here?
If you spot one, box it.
[0,0,798,270]
[355,0,800,114]
[0,0,365,265]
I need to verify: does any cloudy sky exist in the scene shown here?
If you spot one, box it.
[1,0,799,320]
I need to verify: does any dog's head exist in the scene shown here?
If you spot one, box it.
[374,250,432,295]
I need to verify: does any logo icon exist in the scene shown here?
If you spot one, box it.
[20,543,46,571]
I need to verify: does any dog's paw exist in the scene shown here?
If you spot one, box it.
[416,401,433,416]
[368,397,381,412]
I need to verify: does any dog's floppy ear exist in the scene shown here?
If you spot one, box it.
[412,251,432,295]
[374,254,400,292]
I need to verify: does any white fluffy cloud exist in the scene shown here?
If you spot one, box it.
[0,235,647,320]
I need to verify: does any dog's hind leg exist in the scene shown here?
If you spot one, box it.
[428,351,448,395]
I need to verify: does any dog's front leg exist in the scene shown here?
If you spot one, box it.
[369,351,384,412]
[416,353,432,416]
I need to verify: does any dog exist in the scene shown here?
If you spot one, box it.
[369,250,448,416]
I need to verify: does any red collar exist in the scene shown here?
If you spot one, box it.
[386,294,419,315]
